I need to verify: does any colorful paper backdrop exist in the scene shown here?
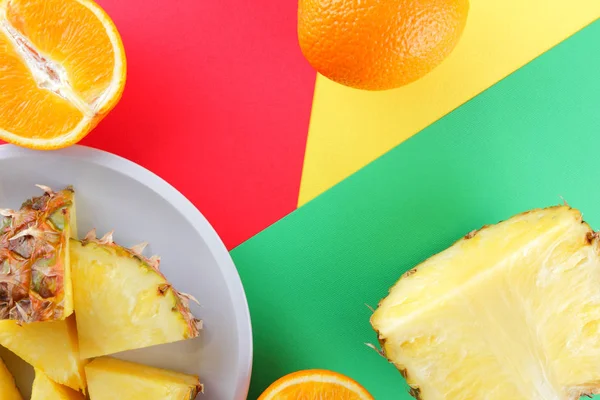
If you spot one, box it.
[78,0,598,253]
[2,0,599,398]
[233,21,600,398]
[11,0,590,252]
[82,0,316,249]
[62,1,600,398]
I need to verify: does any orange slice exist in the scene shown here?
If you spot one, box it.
[258,370,374,400]
[0,0,126,149]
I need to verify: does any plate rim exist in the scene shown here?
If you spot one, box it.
[0,144,253,399]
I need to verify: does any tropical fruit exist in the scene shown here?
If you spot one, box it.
[70,230,201,359]
[0,186,76,323]
[31,369,84,400]
[258,369,374,400]
[85,357,202,399]
[371,205,600,399]
[0,316,86,391]
[0,0,126,149]
[0,356,22,400]
[298,0,470,90]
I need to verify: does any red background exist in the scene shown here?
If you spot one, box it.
[82,0,315,249]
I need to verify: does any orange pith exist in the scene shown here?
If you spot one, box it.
[258,369,374,400]
[0,0,126,149]
[298,0,470,91]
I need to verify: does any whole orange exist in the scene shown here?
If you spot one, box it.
[298,0,469,91]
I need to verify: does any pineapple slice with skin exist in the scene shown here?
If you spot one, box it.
[85,357,203,400]
[0,316,86,391]
[0,356,23,400]
[70,230,201,359]
[372,206,600,400]
[0,186,77,322]
[31,369,84,400]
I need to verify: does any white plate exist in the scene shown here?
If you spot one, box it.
[0,144,252,399]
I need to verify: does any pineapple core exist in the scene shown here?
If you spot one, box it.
[372,206,600,400]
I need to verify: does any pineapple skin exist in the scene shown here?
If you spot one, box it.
[31,369,84,400]
[371,206,600,400]
[0,186,76,322]
[0,316,86,391]
[85,357,202,400]
[0,356,23,400]
[70,231,201,359]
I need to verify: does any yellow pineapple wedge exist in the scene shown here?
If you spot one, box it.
[85,357,202,399]
[0,186,77,322]
[70,230,201,359]
[371,205,600,400]
[0,356,22,400]
[31,369,84,400]
[0,316,86,391]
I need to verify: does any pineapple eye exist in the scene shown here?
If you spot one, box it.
[49,206,67,231]
[0,216,12,231]
[32,270,58,299]
[8,235,35,259]
[31,252,59,299]
[0,259,9,275]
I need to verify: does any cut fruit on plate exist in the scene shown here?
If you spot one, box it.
[0,0,126,149]
[85,357,202,399]
[31,369,84,400]
[371,205,600,400]
[70,231,202,359]
[0,355,22,400]
[0,317,86,391]
[0,186,76,323]
[258,369,374,400]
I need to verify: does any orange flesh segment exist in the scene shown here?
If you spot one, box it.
[5,0,117,105]
[0,29,83,139]
[277,381,365,399]
[259,370,374,400]
[0,0,125,148]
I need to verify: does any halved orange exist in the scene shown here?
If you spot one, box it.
[258,369,374,400]
[0,0,126,149]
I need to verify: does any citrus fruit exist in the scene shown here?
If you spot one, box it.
[0,0,126,149]
[298,0,470,91]
[258,369,374,400]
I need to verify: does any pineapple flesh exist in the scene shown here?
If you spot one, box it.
[371,206,600,400]
[85,357,203,400]
[0,316,86,391]
[31,369,84,400]
[70,231,201,359]
[0,356,23,400]
[0,186,76,322]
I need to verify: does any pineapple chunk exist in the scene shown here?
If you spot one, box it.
[0,186,76,322]
[372,206,600,399]
[31,369,84,400]
[0,316,86,391]
[0,356,22,400]
[85,357,202,399]
[70,231,201,359]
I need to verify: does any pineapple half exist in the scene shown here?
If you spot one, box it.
[0,316,86,391]
[85,357,203,399]
[0,356,22,400]
[31,369,84,400]
[0,186,77,322]
[70,230,202,359]
[371,206,600,400]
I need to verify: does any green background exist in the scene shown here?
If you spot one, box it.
[231,20,600,399]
